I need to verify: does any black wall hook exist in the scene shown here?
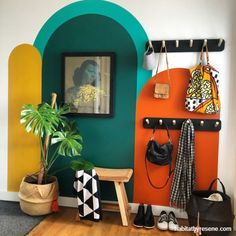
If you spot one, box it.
[143,117,221,132]
[145,39,225,53]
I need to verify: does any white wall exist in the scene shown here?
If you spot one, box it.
[0,0,235,201]
[230,0,236,222]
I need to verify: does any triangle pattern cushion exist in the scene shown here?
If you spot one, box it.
[74,169,102,221]
[83,188,92,202]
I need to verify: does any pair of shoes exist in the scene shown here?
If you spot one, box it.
[133,204,155,229]
[157,211,179,231]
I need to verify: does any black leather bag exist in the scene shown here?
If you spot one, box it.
[145,123,174,189]
[146,139,173,165]
[186,178,234,236]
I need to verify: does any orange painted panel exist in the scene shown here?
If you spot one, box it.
[134,68,219,205]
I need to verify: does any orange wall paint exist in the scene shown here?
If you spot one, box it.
[134,68,219,205]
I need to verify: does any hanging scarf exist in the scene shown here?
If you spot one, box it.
[170,119,196,209]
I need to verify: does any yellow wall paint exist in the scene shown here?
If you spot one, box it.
[8,44,42,191]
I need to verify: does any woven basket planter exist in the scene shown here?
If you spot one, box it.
[18,176,58,216]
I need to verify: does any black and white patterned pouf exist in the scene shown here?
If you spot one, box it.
[73,169,102,221]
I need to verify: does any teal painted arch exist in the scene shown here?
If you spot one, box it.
[33,0,151,97]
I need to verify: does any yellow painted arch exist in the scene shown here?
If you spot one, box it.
[8,44,42,191]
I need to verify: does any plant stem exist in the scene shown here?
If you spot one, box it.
[40,138,44,161]
[49,166,70,176]
[38,93,57,184]
[46,146,60,172]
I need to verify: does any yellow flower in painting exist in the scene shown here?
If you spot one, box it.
[73,85,105,106]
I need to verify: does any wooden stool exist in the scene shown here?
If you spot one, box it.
[94,167,133,226]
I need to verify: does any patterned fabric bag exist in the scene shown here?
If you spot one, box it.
[185,44,220,114]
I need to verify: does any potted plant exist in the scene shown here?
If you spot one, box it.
[18,93,93,216]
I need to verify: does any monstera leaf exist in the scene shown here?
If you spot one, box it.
[20,103,70,137]
[51,130,82,157]
[70,159,94,171]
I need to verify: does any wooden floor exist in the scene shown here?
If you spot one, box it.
[28,207,194,236]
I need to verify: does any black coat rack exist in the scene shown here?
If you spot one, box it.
[143,117,221,132]
[146,39,225,53]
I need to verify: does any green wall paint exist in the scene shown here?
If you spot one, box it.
[43,14,137,201]
[34,0,151,98]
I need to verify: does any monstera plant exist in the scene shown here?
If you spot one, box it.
[18,93,93,216]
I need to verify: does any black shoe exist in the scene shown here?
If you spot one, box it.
[133,204,145,228]
[144,205,155,229]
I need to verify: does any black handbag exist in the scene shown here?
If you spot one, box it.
[186,178,234,236]
[145,122,174,189]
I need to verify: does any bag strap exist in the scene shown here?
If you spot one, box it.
[208,178,226,194]
[144,41,154,55]
[190,179,225,219]
[153,45,171,87]
[146,122,174,190]
[145,154,174,190]
[150,121,171,142]
[200,43,209,65]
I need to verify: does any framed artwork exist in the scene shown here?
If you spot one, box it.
[62,52,114,117]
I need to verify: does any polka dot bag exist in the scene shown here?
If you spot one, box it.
[185,44,220,114]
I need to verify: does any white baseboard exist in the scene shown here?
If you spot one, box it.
[131,202,188,219]
[2,191,236,230]
[58,196,77,207]
[0,191,187,219]
[0,191,19,201]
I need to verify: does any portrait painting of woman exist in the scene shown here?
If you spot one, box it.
[62,53,114,116]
